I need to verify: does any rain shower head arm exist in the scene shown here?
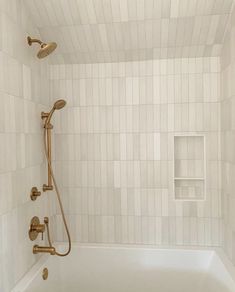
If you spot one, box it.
[27,36,43,46]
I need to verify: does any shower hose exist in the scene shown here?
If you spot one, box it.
[43,128,71,257]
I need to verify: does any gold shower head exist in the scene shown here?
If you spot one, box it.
[53,99,66,110]
[41,99,67,127]
[27,36,57,59]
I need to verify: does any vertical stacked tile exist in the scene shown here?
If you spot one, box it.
[220,5,235,265]
[51,57,221,247]
[0,1,53,291]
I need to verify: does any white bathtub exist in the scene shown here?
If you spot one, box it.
[12,244,235,292]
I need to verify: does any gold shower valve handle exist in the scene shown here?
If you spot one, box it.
[29,216,45,241]
[30,187,41,201]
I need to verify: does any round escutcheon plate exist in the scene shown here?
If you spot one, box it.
[28,216,40,241]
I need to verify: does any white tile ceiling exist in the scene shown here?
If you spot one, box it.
[24,0,234,64]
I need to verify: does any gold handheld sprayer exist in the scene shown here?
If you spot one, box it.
[40,99,71,257]
[41,100,66,191]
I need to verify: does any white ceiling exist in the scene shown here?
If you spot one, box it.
[24,0,234,64]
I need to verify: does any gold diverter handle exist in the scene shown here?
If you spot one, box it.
[30,187,41,201]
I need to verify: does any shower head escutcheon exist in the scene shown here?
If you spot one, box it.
[27,36,57,59]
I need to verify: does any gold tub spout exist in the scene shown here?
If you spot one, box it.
[33,245,56,255]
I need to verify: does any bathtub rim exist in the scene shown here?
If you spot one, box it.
[11,243,235,292]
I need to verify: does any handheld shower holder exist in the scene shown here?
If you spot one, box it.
[41,100,66,192]
[41,112,49,119]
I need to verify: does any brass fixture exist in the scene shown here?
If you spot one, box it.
[41,100,66,126]
[30,187,41,201]
[27,36,57,59]
[42,268,49,280]
[41,100,66,192]
[30,217,57,255]
[33,245,56,255]
[29,216,45,241]
[39,99,71,257]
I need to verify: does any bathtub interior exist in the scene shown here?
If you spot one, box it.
[12,245,235,292]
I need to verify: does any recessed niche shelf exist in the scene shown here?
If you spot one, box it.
[174,177,204,180]
[173,135,206,201]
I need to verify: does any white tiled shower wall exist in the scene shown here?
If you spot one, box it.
[51,57,221,246]
[0,1,53,291]
[221,6,235,265]
[0,2,232,290]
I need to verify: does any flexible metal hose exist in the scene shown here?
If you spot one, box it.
[43,128,71,257]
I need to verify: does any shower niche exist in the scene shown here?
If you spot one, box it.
[173,135,206,201]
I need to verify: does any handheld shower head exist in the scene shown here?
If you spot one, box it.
[41,99,66,127]
[53,99,66,110]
